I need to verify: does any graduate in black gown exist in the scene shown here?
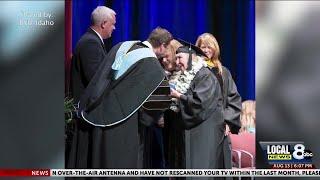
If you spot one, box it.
[165,41,224,174]
[67,39,166,173]
[196,33,242,169]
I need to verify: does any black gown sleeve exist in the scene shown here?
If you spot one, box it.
[178,68,220,129]
[223,68,242,134]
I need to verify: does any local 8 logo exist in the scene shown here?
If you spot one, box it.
[292,144,313,160]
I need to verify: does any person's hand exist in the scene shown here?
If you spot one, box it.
[170,89,182,99]
[157,116,164,128]
[225,124,231,136]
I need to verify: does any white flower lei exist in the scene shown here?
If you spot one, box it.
[169,57,207,112]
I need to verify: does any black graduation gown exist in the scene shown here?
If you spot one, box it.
[222,66,242,169]
[209,66,242,170]
[67,41,165,177]
[138,110,166,169]
[164,67,224,177]
[221,66,242,134]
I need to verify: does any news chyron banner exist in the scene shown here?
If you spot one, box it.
[1,169,320,177]
[260,141,315,169]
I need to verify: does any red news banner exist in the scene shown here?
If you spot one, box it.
[0,169,320,177]
[0,169,50,176]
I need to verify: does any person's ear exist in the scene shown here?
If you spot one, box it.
[101,20,107,29]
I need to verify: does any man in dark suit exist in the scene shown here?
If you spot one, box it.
[71,6,116,102]
[66,6,115,167]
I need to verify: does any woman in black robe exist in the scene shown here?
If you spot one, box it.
[165,42,225,173]
[196,33,242,169]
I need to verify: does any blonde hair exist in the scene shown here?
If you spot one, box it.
[240,100,256,133]
[165,39,182,64]
[195,33,223,74]
[167,39,182,57]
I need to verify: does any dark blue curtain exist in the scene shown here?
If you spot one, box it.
[72,0,255,100]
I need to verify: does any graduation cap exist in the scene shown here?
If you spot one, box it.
[176,38,208,70]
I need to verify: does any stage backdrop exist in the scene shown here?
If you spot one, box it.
[71,0,255,100]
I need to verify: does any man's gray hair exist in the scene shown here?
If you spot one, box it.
[91,6,116,26]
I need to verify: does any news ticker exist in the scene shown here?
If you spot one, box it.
[0,169,320,177]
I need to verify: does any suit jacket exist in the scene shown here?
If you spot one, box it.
[70,28,107,102]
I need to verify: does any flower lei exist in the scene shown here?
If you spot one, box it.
[169,57,207,112]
